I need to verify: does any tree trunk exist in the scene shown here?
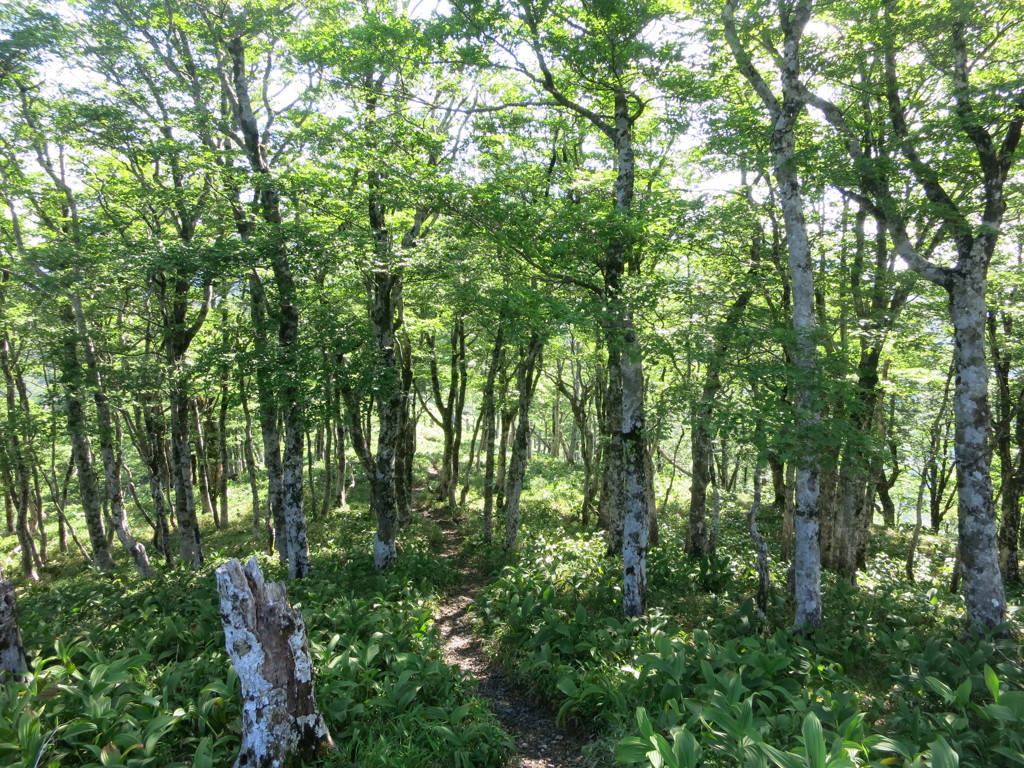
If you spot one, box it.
[218,382,231,529]
[250,276,286,562]
[240,381,263,537]
[481,325,505,544]
[137,405,172,564]
[396,332,416,527]
[504,333,544,551]
[216,557,334,768]
[687,417,712,558]
[0,581,29,683]
[989,310,1021,585]
[320,396,334,520]
[70,295,156,579]
[365,263,406,570]
[335,422,348,508]
[428,320,467,510]
[170,388,203,567]
[748,464,771,617]
[724,0,822,632]
[192,399,216,521]
[948,271,1006,629]
[1,334,37,580]
[61,327,116,574]
[620,320,649,618]
[598,344,625,554]
[226,34,310,580]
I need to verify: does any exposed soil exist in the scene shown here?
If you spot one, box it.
[432,513,591,767]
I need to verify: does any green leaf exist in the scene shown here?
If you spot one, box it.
[191,737,214,768]
[954,678,971,708]
[671,727,702,768]
[802,712,827,768]
[866,735,914,759]
[635,707,656,739]
[925,677,954,702]
[929,736,959,768]
[759,742,806,768]
[984,664,1000,703]
[556,676,578,698]
[991,746,1024,766]
[615,736,654,764]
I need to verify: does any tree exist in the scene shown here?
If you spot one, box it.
[801,0,1021,630]
[722,0,824,630]
[456,0,673,616]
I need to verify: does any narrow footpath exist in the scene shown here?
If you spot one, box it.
[431,514,590,767]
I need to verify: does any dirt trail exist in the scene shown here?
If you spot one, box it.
[432,514,590,767]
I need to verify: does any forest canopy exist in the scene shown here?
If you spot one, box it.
[0,0,1022,766]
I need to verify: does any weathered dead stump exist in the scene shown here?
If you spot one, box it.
[0,580,30,683]
[215,556,334,768]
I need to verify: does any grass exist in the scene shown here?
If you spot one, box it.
[3,450,1023,767]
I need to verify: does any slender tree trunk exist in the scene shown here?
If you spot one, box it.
[724,0,821,631]
[481,325,505,544]
[250,275,285,561]
[429,320,467,510]
[191,400,215,521]
[240,387,263,537]
[320,395,334,519]
[1,335,37,580]
[396,332,416,527]
[460,409,483,506]
[687,417,712,558]
[218,382,231,529]
[598,345,625,554]
[504,333,544,551]
[141,406,172,564]
[61,326,116,574]
[335,422,348,508]
[748,463,771,617]
[227,34,309,579]
[496,405,514,515]
[989,310,1021,585]
[906,470,927,582]
[170,388,202,567]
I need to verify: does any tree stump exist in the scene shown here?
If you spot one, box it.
[215,556,334,768]
[0,580,29,683]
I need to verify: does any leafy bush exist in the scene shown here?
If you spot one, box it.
[472,512,1024,768]
[4,509,512,768]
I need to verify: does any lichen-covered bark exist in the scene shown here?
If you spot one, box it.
[0,580,29,682]
[724,0,822,631]
[949,270,1006,629]
[216,557,334,768]
[597,345,625,554]
[621,322,648,618]
[226,34,310,580]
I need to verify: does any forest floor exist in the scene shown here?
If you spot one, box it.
[431,510,591,767]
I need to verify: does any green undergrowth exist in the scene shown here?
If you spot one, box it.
[2,508,513,768]
[469,499,1024,768]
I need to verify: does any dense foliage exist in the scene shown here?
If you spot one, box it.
[0,0,1022,765]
